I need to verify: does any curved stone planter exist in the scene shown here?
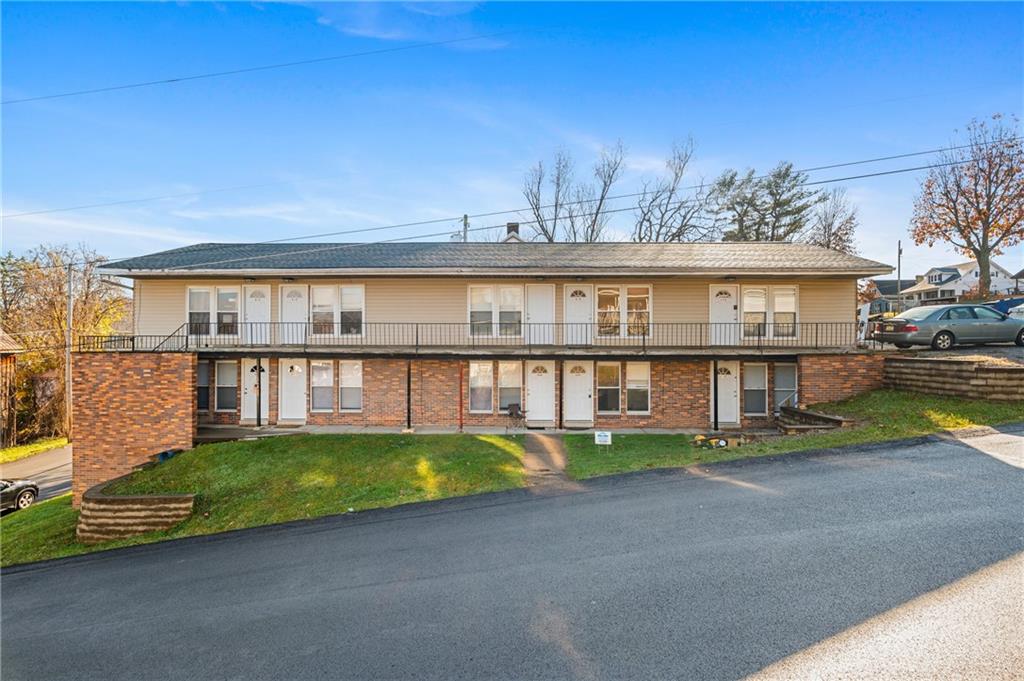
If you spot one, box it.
[76,475,194,545]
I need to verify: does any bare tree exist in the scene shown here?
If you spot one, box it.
[911,114,1024,295]
[807,188,858,253]
[632,140,720,242]
[522,142,625,242]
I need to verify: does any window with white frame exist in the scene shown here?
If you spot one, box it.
[625,362,650,413]
[598,285,651,337]
[597,362,620,413]
[498,361,522,411]
[310,286,336,335]
[774,364,798,413]
[469,361,493,412]
[339,286,364,335]
[196,361,210,411]
[772,287,797,337]
[743,364,768,415]
[468,286,523,336]
[216,288,239,336]
[339,361,362,411]
[742,288,767,337]
[188,289,211,335]
[626,287,650,336]
[311,361,333,412]
[215,361,237,411]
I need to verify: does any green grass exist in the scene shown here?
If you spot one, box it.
[0,437,68,464]
[564,389,1024,479]
[1,433,526,567]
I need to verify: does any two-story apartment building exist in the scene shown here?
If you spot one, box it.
[70,239,891,502]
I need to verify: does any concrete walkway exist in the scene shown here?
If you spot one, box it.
[0,444,72,500]
[522,433,580,493]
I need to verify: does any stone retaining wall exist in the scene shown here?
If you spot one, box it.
[76,475,194,544]
[883,357,1024,401]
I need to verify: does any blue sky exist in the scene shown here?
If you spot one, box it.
[2,1,1022,275]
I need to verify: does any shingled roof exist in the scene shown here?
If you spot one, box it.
[101,241,891,276]
[0,330,23,354]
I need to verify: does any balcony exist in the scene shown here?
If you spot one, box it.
[78,322,874,356]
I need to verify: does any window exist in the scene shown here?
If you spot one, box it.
[774,364,798,413]
[625,362,650,413]
[597,287,620,336]
[469,361,493,412]
[772,287,796,337]
[626,287,650,337]
[743,364,767,415]
[188,289,211,335]
[311,286,336,335]
[468,286,523,336]
[216,288,239,336]
[339,286,364,335]
[196,361,210,411]
[339,361,362,411]
[597,363,620,413]
[742,288,767,337]
[215,361,237,411]
[498,362,522,411]
[973,306,1003,320]
[942,307,975,320]
[311,361,333,412]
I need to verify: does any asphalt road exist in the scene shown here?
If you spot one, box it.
[3,431,1022,680]
[0,445,71,500]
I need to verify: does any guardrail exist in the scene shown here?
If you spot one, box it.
[79,321,876,352]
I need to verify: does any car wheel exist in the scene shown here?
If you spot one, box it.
[15,490,35,510]
[931,331,955,350]
[895,343,912,349]
[1016,329,1024,347]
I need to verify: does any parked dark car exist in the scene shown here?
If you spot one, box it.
[0,479,39,512]
[870,304,1024,349]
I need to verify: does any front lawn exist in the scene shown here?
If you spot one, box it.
[0,433,526,567]
[0,437,68,464]
[564,389,1024,479]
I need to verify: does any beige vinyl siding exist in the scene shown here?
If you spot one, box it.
[134,276,858,335]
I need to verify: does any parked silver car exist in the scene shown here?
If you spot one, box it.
[870,304,1024,350]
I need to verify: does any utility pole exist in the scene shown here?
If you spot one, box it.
[462,214,469,243]
[895,240,903,313]
[65,263,74,440]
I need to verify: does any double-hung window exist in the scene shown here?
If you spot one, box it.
[469,361,493,412]
[188,289,211,336]
[625,362,650,414]
[311,286,336,335]
[597,362,621,413]
[468,286,523,336]
[215,361,237,411]
[743,364,768,415]
[216,288,239,336]
[742,288,767,338]
[340,361,362,411]
[339,286,364,336]
[774,364,798,413]
[311,361,333,412]
[598,285,651,337]
[772,287,797,337]
[498,362,522,411]
[196,361,210,411]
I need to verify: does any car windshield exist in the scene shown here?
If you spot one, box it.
[897,307,939,321]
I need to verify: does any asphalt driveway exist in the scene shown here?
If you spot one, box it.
[2,431,1022,680]
[0,445,71,501]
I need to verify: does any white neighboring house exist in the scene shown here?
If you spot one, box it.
[899,260,1017,305]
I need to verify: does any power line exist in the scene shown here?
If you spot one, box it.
[2,32,518,105]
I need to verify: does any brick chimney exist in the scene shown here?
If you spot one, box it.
[503,222,523,243]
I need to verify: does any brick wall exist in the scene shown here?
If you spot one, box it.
[72,352,196,506]
[593,360,709,429]
[797,352,886,406]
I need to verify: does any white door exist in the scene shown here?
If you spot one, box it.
[241,358,270,423]
[278,358,307,422]
[280,285,308,345]
[709,285,739,345]
[243,285,271,345]
[564,284,594,346]
[525,360,555,424]
[711,361,740,426]
[562,361,594,424]
[526,285,555,345]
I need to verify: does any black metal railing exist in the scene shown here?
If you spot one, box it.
[78,321,877,353]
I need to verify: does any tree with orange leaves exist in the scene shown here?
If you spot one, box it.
[911,114,1024,297]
